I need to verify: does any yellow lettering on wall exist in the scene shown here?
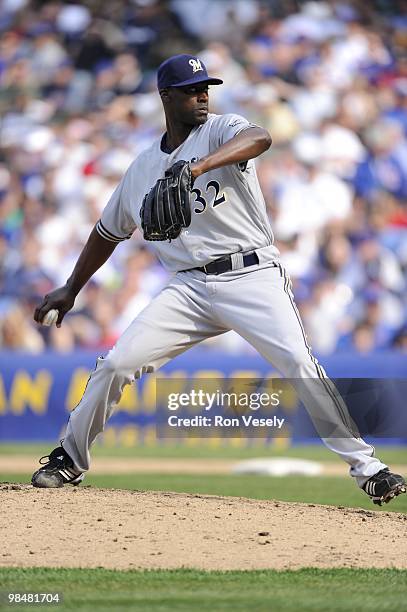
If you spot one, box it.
[66,368,91,412]
[140,375,158,413]
[261,376,298,411]
[184,436,199,448]
[143,425,157,446]
[9,370,52,415]
[193,370,224,386]
[272,435,292,450]
[101,426,117,447]
[207,436,222,448]
[276,381,298,411]
[156,371,187,405]
[230,370,260,379]
[120,425,139,447]
[116,383,138,413]
[0,375,6,415]
[229,435,247,448]
[190,371,225,410]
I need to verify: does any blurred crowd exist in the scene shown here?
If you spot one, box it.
[0,0,406,355]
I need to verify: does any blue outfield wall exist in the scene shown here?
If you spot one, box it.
[0,349,406,445]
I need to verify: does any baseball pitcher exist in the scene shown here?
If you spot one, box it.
[32,54,405,506]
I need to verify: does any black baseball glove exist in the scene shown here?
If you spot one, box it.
[140,160,194,241]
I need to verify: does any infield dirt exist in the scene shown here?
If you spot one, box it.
[1,484,406,570]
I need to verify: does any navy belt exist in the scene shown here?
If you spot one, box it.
[187,252,259,275]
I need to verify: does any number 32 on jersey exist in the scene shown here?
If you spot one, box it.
[191,180,226,214]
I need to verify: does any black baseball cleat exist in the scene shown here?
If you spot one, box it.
[31,447,84,488]
[362,469,406,506]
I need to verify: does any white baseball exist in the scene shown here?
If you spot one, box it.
[42,309,59,327]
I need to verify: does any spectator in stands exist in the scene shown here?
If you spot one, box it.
[0,0,406,355]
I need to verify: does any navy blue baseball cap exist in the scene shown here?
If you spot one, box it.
[157,54,223,90]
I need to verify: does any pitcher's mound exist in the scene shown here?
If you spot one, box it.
[1,484,406,570]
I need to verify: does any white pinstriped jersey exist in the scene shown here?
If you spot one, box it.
[96,113,279,272]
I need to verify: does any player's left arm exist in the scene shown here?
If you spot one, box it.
[190,127,271,179]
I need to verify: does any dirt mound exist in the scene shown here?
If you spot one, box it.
[1,484,406,570]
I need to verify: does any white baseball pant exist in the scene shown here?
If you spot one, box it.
[62,258,387,487]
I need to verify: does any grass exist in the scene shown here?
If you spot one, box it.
[0,568,406,612]
[1,472,406,512]
[0,442,406,464]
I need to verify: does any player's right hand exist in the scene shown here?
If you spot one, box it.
[34,285,76,328]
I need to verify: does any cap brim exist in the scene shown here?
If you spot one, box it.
[171,76,223,87]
